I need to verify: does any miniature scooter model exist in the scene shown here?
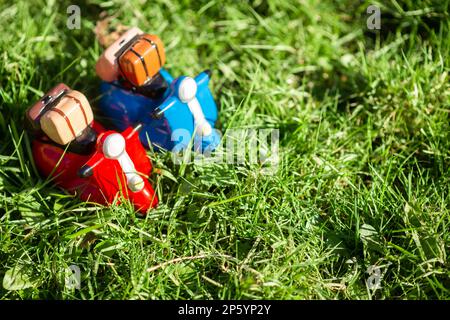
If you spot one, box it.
[26,83,158,214]
[96,27,221,153]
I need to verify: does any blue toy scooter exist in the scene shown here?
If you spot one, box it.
[98,69,221,153]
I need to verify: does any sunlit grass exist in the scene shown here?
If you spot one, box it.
[0,0,449,299]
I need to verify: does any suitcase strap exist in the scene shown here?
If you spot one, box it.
[128,47,150,78]
[65,94,90,127]
[140,37,163,68]
[49,108,76,139]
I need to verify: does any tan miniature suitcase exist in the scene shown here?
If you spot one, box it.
[118,34,166,87]
[39,90,93,146]
[26,83,70,133]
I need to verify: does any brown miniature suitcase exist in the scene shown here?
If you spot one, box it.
[118,34,165,87]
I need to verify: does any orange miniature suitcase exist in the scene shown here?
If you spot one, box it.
[118,34,165,87]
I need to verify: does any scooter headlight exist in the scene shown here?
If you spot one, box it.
[103,133,126,159]
[178,77,197,103]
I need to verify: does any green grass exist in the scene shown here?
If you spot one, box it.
[0,0,449,299]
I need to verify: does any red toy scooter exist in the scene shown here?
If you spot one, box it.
[26,83,158,214]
